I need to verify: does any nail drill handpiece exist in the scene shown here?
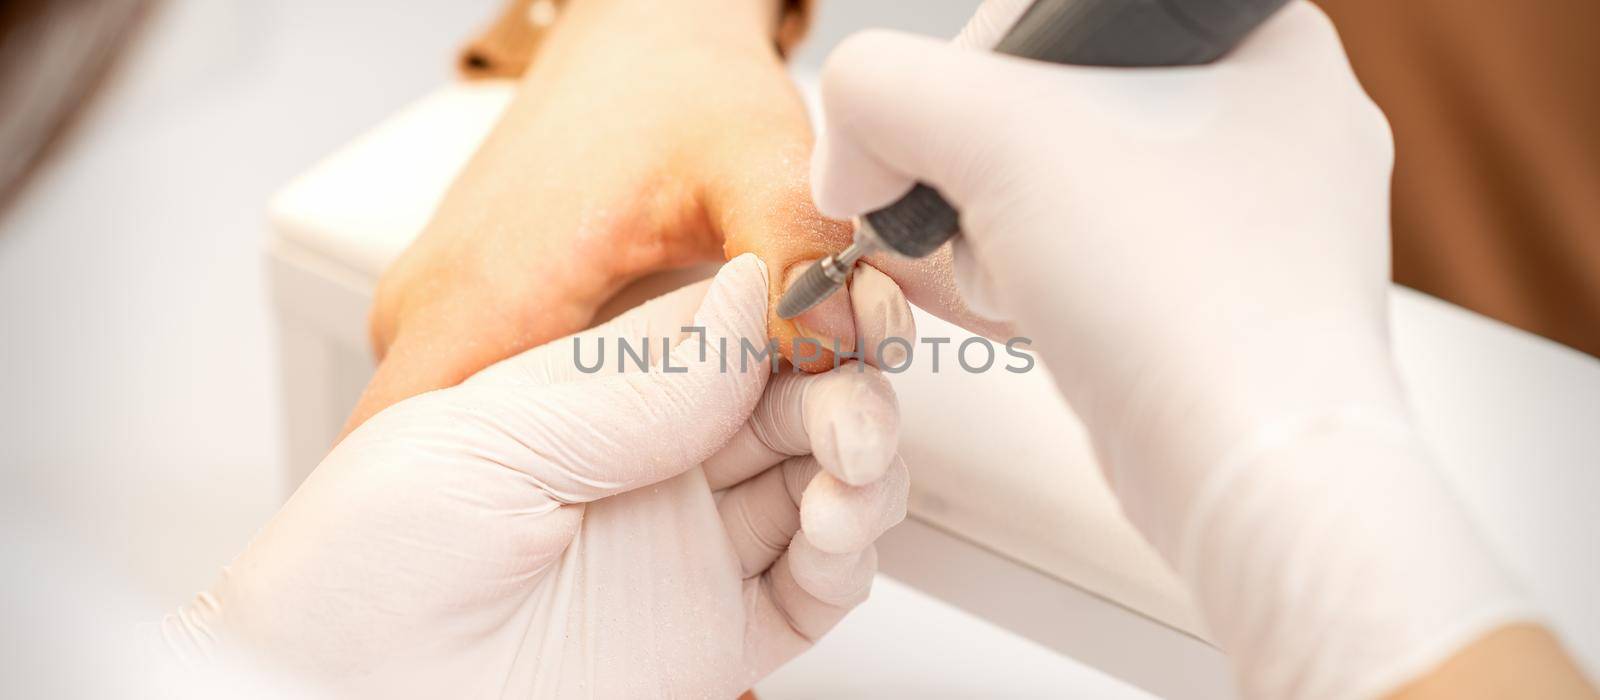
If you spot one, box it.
[775,0,1290,319]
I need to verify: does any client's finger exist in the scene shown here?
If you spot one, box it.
[345,297,575,439]
[466,278,714,387]
[416,255,771,505]
[708,125,860,372]
[703,362,900,490]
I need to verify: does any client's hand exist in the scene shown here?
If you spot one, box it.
[164,256,909,697]
[355,0,995,432]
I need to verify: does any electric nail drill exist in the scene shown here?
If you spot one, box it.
[776,0,1292,319]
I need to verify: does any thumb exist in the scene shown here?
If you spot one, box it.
[443,255,774,504]
[810,30,1032,223]
[709,134,861,374]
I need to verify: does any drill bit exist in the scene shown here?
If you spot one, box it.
[776,236,876,319]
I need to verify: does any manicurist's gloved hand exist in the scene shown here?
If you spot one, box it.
[164,256,910,698]
[812,3,1561,699]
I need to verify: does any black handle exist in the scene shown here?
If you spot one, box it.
[863,0,1290,259]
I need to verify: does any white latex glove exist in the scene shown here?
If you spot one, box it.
[813,4,1534,699]
[162,255,910,698]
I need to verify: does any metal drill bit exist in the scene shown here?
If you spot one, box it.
[776,238,873,319]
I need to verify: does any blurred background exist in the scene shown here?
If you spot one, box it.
[1,0,504,604]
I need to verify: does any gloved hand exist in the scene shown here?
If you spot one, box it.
[163,256,910,698]
[812,4,1533,699]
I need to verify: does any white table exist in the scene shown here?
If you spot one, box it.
[269,82,1600,699]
